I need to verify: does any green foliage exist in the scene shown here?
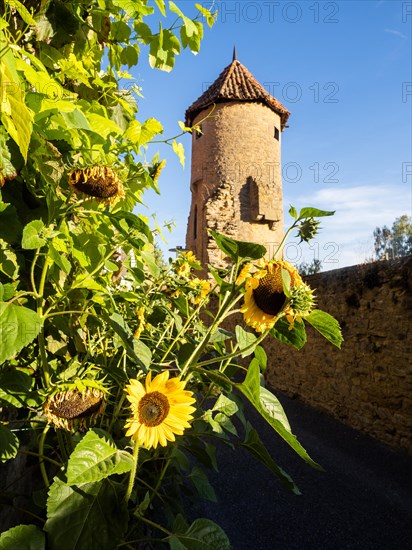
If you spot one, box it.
[305,309,343,348]
[0,2,342,547]
[65,429,134,485]
[44,477,128,550]
[298,258,322,276]
[373,214,412,260]
[0,524,45,550]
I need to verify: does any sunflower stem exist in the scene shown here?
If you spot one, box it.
[180,289,235,379]
[125,442,140,503]
[38,425,50,488]
[272,222,298,260]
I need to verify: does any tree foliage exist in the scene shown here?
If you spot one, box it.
[373,215,412,260]
[298,258,322,276]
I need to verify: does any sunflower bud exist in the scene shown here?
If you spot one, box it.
[289,282,316,316]
[297,218,320,242]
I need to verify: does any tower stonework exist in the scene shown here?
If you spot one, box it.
[185,57,290,267]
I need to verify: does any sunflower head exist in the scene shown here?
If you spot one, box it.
[68,166,125,203]
[44,380,107,431]
[240,260,304,332]
[125,371,196,449]
[149,159,166,185]
[173,250,201,279]
[187,277,211,304]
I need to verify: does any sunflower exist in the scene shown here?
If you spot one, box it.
[188,277,211,304]
[176,261,191,277]
[44,381,106,431]
[68,166,125,203]
[125,371,196,449]
[240,259,308,332]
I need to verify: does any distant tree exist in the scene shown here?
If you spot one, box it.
[373,215,412,260]
[298,258,322,276]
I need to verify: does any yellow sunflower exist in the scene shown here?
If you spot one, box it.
[176,261,191,277]
[240,259,304,332]
[125,371,196,449]
[188,277,211,304]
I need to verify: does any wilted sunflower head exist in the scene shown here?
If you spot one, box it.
[68,166,125,203]
[43,380,106,431]
[240,260,304,332]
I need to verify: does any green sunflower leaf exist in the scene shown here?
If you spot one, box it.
[45,477,128,550]
[0,424,19,463]
[281,268,292,298]
[288,204,298,219]
[305,309,343,348]
[235,325,257,357]
[241,423,300,494]
[21,219,46,250]
[254,345,267,372]
[172,139,185,167]
[0,302,43,363]
[298,207,335,219]
[167,518,231,550]
[208,231,238,261]
[0,368,37,408]
[270,317,307,350]
[236,360,321,470]
[0,524,45,549]
[236,240,267,261]
[66,429,133,485]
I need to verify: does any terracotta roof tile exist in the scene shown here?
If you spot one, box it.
[185,60,290,129]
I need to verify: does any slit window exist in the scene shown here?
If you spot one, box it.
[195,124,203,140]
[193,205,198,239]
[274,127,280,141]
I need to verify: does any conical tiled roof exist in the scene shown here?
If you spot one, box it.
[185,59,290,128]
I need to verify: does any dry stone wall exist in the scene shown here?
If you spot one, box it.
[265,257,412,452]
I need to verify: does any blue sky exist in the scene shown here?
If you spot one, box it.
[132,0,411,270]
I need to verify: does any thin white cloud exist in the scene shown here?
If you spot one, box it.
[284,184,411,269]
[384,28,407,39]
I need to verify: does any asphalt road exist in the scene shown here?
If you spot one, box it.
[191,389,412,550]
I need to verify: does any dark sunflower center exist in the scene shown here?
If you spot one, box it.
[74,174,118,198]
[253,273,287,316]
[138,391,170,427]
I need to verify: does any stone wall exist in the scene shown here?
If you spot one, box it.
[265,257,412,452]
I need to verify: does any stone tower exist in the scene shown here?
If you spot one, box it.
[185,53,290,267]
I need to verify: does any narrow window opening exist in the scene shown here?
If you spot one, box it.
[193,205,198,239]
[195,124,203,140]
[274,127,280,141]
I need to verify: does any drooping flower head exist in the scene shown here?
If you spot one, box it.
[125,371,196,449]
[43,380,106,431]
[68,166,125,203]
[240,259,314,332]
